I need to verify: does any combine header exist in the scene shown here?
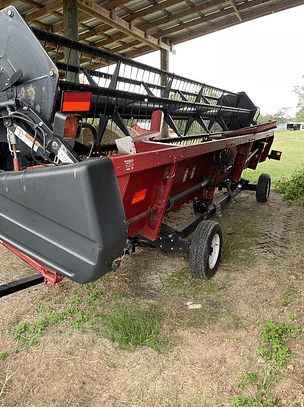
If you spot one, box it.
[0,6,280,296]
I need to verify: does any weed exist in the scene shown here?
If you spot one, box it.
[289,313,301,321]
[64,306,78,316]
[84,289,103,306]
[0,352,7,361]
[72,296,82,305]
[48,311,65,325]
[37,304,53,313]
[233,316,302,406]
[233,395,248,406]
[103,303,161,352]
[235,369,277,407]
[68,312,88,330]
[246,372,258,383]
[257,320,300,366]
[281,299,292,306]
[275,164,304,206]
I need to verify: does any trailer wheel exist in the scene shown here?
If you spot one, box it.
[190,220,222,279]
[256,173,271,202]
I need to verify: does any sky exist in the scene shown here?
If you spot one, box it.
[137,4,304,117]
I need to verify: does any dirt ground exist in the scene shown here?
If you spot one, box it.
[0,189,304,407]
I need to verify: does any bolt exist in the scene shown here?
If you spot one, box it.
[49,69,56,77]
[8,10,14,18]
[52,141,58,150]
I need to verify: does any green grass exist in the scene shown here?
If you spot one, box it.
[103,303,162,351]
[257,319,300,367]
[243,130,304,183]
[232,319,302,407]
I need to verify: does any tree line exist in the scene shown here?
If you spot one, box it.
[257,86,304,124]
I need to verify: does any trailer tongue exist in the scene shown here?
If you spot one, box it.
[0,6,279,295]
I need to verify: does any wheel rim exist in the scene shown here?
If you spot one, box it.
[266,181,270,199]
[209,233,220,269]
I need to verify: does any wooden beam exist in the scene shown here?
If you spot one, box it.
[138,0,224,31]
[52,11,99,33]
[125,0,179,22]
[102,0,132,9]
[124,44,154,59]
[77,1,171,52]
[93,32,129,48]
[0,0,16,8]
[17,0,43,7]
[230,0,242,21]
[171,0,304,45]
[24,0,63,23]
[78,22,118,41]
[63,0,79,82]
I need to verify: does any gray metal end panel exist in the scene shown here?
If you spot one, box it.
[0,158,127,284]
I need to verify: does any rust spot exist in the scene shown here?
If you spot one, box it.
[27,85,35,101]
[42,87,45,92]
[35,105,41,112]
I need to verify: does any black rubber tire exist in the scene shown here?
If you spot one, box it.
[256,173,271,202]
[189,220,222,279]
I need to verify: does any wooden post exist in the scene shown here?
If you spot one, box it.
[63,0,79,82]
[160,39,170,138]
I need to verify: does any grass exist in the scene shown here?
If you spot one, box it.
[103,303,162,351]
[257,320,300,367]
[232,319,301,406]
[243,130,304,183]
[2,129,304,407]
[10,284,164,353]
[164,267,219,297]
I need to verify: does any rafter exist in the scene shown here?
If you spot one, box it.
[171,0,304,45]
[77,1,171,52]
[138,0,224,31]
[125,0,179,22]
[24,0,63,23]
[52,11,99,33]
[18,0,43,7]
[152,9,222,39]
[1,0,304,63]
[1,0,16,8]
[103,0,132,9]
[230,0,242,21]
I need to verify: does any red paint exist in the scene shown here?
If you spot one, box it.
[1,242,64,286]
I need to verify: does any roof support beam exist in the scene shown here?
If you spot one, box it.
[138,0,224,31]
[160,38,170,138]
[126,0,180,22]
[230,0,242,21]
[24,0,63,23]
[171,0,304,45]
[63,0,79,82]
[77,1,172,52]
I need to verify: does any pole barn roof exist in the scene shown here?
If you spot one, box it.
[1,0,304,59]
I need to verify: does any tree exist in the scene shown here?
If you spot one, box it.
[257,113,274,124]
[293,85,304,121]
[273,107,291,124]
